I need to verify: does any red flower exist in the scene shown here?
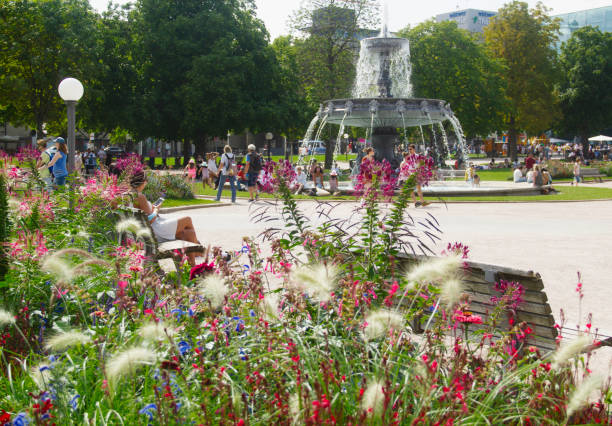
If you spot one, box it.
[189,261,215,280]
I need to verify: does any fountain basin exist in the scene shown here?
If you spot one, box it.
[322,98,452,128]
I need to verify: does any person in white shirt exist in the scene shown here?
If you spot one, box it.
[207,153,219,188]
[526,168,535,183]
[294,166,307,194]
[215,145,236,203]
[513,166,526,183]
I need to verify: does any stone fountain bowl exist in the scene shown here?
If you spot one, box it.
[321,98,453,128]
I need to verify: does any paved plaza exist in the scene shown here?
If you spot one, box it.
[168,198,612,371]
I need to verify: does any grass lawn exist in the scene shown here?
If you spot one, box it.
[425,186,612,202]
[162,198,217,207]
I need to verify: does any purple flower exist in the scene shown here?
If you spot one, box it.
[139,403,157,421]
[177,340,191,356]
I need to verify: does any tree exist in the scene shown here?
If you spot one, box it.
[132,0,287,162]
[398,20,507,139]
[556,26,612,147]
[0,0,98,136]
[484,1,560,161]
[290,0,379,167]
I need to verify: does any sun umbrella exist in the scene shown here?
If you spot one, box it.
[588,135,612,142]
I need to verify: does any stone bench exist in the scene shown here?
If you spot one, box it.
[436,169,466,180]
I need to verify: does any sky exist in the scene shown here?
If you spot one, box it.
[89,0,612,40]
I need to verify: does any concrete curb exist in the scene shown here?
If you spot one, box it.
[159,202,230,213]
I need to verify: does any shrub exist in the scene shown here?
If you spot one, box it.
[143,171,194,200]
[546,159,573,179]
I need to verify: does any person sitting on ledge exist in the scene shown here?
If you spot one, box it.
[513,165,527,183]
[130,171,202,265]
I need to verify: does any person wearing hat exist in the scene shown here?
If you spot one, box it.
[184,158,197,188]
[47,137,68,187]
[199,156,210,189]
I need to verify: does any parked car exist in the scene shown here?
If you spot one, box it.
[305,140,326,155]
[104,146,125,158]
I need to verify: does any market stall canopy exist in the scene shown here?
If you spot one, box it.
[549,137,570,144]
[588,135,612,142]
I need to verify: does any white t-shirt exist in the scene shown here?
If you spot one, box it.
[526,170,534,182]
[296,171,307,185]
[513,169,523,182]
[219,153,235,176]
[207,158,218,174]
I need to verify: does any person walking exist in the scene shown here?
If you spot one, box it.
[47,137,68,187]
[572,158,582,186]
[36,138,54,191]
[207,153,219,189]
[216,145,237,203]
[244,144,261,202]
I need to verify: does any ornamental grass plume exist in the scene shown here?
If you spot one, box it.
[44,330,91,352]
[105,346,156,387]
[116,218,151,239]
[567,374,604,417]
[197,275,229,309]
[405,255,463,286]
[292,263,339,303]
[363,310,405,340]
[41,256,74,283]
[0,309,15,326]
[289,393,302,422]
[551,334,592,369]
[30,363,52,390]
[361,380,385,417]
[439,278,464,308]
[138,322,174,341]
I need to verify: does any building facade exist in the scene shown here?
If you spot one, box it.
[435,9,496,33]
[555,6,612,45]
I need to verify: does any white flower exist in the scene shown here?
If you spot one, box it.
[439,278,464,308]
[551,334,592,369]
[138,322,174,341]
[197,275,228,309]
[44,330,91,351]
[30,363,52,390]
[405,255,463,286]
[0,309,15,327]
[292,263,339,302]
[363,310,405,340]
[567,374,603,417]
[361,380,385,417]
[41,256,74,283]
[105,347,156,387]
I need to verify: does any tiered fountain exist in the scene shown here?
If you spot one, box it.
[301,4,469,169]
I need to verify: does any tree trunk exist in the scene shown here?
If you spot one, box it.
[325,139,334,169]
[580,131,589,155]
[508,116,518,162]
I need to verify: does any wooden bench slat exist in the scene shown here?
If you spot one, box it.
[469,292,551,315]
[157,258,177,274]
[158,240,203,255]
[463,281,549,304]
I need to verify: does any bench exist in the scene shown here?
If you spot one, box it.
[436,169,465,180]
[580,168,605,182]
[399,256,612,353]
[118,206,204,275]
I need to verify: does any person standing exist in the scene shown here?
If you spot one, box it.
[97,146,107,167]
[85,149,97,176]
[36,138,54,191]
[184,158,197,188]
[216,145,237,203]
[525,152,536,171]
[207,153,219,189]
[572,158,582,186]
[244,144,261,202]
[47,137,68,187]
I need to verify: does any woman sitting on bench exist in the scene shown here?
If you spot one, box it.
[130,171,202,264]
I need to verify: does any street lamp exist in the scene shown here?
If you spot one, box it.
[58,78,84,175]
[265,132,273,162]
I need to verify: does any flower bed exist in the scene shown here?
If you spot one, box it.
[0,154,609,424]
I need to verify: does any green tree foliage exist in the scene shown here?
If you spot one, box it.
[398,20,507,139]
[556,26,612,146]
[0,0,98,135]
[131,0,289,159]
[271,36,315,141]
[484,1,560,161]
[291,0,378,167]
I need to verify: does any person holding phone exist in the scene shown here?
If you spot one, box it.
[130,171,202,265]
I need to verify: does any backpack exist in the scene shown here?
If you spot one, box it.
[223,153,236,176]
[249,152,262,173]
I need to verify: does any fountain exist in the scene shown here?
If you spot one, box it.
[300,1,468,169]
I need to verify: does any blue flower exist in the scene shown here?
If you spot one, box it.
[171,308,184,321]
[249,310,256,317]
[12,412,30,426]
[69,394,80,410]
[139,403,157,421]
[177,340,191,356]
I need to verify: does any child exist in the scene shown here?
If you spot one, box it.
[329,162,339,194]
[200,160,210,189]
[184,158,197,187]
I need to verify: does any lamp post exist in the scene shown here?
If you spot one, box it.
[58,78,84,174]
[265,132,273,162]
